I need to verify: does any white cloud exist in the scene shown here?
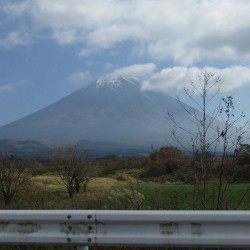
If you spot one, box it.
[78,47,100,58]
[104,62,114,70]
[110,63,156,79]
[213,66,250,92]
[2,0,250,65]
[142,66,250,93]
[0,31,31,49]
[0,84,15,92]
[53,29,79,45]
[66,71,92,84]
[1,1,29,17]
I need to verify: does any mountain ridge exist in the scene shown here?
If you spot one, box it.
[0,76,193,155]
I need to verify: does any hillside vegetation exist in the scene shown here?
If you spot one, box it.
[1,145,250,210]
[0,145,250,250]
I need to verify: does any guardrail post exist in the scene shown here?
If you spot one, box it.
[77,246,89,250]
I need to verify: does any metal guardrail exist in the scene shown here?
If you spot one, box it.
[1,210,250,248]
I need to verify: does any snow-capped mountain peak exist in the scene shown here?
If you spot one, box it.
[0,75,199,154]
[96,75,139,88]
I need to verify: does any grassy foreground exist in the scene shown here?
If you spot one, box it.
[0,174,250,250]
[28,174,250,210]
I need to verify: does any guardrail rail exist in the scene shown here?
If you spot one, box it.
[0,210,250,249]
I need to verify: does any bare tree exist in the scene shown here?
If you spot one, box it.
[54,146,91,198]
[0,155,32,205]
[168,71,249,209]
[215,96,249,209]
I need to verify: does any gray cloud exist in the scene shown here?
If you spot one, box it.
[0,31,31,49]
[0,84,15,92]
[1,1,29,17]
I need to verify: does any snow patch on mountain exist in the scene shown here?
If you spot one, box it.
[96,75,139,89]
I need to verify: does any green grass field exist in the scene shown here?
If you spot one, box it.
[29,174,250,210]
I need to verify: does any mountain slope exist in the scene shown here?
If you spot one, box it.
[0,76,193,151]
[0,139,51,159]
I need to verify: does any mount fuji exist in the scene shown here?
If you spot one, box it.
[0,76,194,156]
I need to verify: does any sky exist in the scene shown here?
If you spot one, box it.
[1,0,250,126]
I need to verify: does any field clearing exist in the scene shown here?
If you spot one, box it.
[30,175,125,209]
[32,175,123,191]
[30,174,250,210]
[32,175,63,190]
[139,182,250,210]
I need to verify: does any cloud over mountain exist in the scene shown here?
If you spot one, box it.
[110,63,156,79]
[143,66,250,93]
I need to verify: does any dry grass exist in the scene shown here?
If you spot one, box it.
[32,175,63,191]
[33,175,123,191]
[89,177,123,189]
[29,175,125,209]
